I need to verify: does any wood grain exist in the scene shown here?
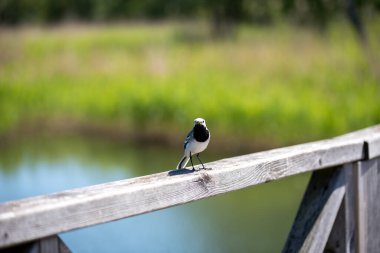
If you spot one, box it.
[282,167,346,253]
[0,125,379,249]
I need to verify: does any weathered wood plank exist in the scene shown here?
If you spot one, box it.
[325,164,356,253]
[282,167,346,253]
[336,125,380,159]
[355,158,380,253]
[366,135,380,159]
[0,125,379,249]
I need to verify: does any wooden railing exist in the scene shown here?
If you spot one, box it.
[1,125,380,253]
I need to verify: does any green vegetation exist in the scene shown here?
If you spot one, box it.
[0,21,379,147]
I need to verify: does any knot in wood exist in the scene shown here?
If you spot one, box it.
[194,172,212,189]
[200,173,211,184]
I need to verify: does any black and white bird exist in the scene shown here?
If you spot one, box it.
[177,118,210,170]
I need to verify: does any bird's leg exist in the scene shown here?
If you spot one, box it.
[196,154,210,170]
[189,152,195,171]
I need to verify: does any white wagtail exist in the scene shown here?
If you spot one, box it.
[177,118,210,170]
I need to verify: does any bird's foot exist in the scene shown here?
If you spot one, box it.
[201,166,212,171]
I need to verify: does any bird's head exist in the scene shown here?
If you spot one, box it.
[194,118,206,127]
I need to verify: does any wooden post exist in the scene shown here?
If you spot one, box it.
[354,157,380,253]
[282,167,346,253]
[0,235,71,253]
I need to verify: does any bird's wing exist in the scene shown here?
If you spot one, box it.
[184,129,193,150]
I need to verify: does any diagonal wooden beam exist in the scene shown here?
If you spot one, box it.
[282,167,346,253]
[325,163,356,253]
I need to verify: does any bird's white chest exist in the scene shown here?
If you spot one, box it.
[185,137,210,156]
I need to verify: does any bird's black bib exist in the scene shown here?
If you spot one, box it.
[193,124,209,142]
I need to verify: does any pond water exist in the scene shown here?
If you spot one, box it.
[0,135,310,253]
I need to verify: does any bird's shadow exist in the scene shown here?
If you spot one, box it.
[168,168,195,176]
[168,167,212,176]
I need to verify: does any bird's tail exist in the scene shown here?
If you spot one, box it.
[177,155,190,169]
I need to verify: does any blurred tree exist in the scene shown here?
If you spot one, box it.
[68,0,94,20]
[282,0,341,29]
[0,0,22,24]
[204,0,281,37]
[206,0,245,37]
[0,0,379,31]
[346,0,367,43]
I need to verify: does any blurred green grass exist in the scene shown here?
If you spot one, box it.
[0,21,379,147]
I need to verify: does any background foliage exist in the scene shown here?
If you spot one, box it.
[1,20,379,149]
